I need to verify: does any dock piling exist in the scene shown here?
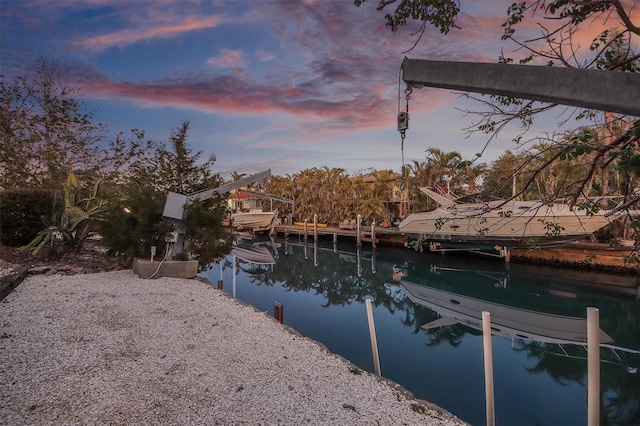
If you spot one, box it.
[274,303,284,324]
[370,223,376,248]
[365,299,381,376]
[482,311,495,426]
[587,307,600,426]
[313,214,318,241]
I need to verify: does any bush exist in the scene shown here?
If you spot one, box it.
[99,186,171,262]
[0,188,57,246]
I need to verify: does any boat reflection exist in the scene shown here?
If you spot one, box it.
[232,242,276,266]
[397,264,639,366]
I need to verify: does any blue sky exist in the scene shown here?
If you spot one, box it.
[0,0,612,179]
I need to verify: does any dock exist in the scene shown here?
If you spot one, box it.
[272,223,638,272]
[273,222,404,247]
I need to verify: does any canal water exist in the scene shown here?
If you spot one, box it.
[199,236,640,426]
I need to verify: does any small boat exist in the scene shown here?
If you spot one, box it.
[231,210,276,232]
[398,187,615,248]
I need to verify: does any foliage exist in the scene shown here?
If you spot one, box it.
[268,167,401,225]
[354,0,460,35]
[101,120,230,266]
[0,57,106,191]
[1,60,232,263]
[127,120,221,194]
[99,185,170,263]
[23,170,108,254]
[183,201,235,271]
[0,188,55,246]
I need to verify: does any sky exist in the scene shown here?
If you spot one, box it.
[0,0,625,179]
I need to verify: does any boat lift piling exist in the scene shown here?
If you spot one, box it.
[587,307,600,426]
[482,311,496,426]
[313,214,318,241]
[365,298,381,376]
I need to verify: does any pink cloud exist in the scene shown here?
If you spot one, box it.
[77,15,222,51]
[206,49,246,68]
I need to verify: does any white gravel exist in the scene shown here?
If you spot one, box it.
[0,270,467,425]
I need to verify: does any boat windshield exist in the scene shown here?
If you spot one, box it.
[455,193,504,204]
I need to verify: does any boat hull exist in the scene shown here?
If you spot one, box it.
[231,211,276,231]
[398,202,611,248]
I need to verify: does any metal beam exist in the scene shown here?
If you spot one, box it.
[402,59,640,117]
[237,188,294,205]
[190,169,271,201]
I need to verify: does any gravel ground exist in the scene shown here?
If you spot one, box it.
[0,270,466,425]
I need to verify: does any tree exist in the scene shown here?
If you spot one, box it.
[129,120,220,194]
[0,57,106,191]
[103,120,233,267]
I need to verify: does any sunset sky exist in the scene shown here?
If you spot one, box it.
[0,0,620,179]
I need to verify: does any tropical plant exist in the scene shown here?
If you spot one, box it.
[24,170,108,254]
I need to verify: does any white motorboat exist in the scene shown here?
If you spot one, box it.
[398,187,614,247]
[231,210,276,232]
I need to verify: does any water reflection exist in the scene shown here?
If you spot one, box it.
[397,263,640,424]
[203,236,640,425]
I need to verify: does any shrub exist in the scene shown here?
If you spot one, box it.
[0,188,56,246]
[99,185,171,263]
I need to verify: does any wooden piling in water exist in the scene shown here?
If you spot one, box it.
[587,307,600,426]
[365,299,381,376]
[370,223,376,248]
[482,311,495,426]
[274,303,284,324]
[313,214,318,241]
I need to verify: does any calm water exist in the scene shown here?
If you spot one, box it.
[200,236,640,426]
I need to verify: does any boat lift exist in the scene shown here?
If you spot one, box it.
[399,58,640,261]
[162,169,273,255]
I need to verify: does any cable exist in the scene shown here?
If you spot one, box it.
[147,242,174,279]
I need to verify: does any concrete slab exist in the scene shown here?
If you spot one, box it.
[132,258,198,279]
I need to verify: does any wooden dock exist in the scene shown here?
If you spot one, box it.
[273,223,404,247]
[272,223,638,272]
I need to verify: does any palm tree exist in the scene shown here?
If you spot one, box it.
[425,147,462,192]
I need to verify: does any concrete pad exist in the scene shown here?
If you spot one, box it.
[132,258,198,279]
